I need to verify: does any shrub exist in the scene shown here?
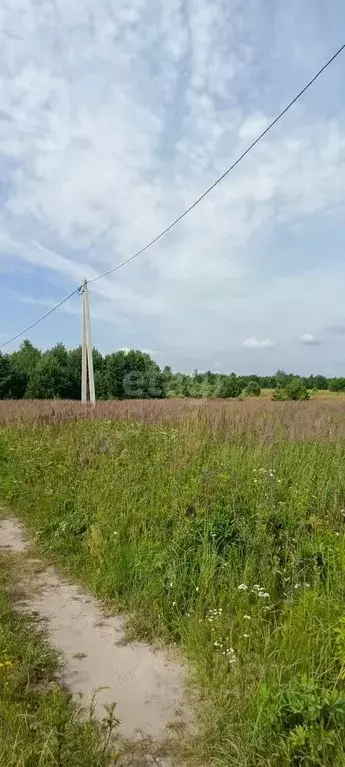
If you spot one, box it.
[272,386,288,401]
[273,379,310,401]
[243,380,261,397]
[286,378,310,401]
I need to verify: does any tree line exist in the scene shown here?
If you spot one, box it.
[0,340,344,400]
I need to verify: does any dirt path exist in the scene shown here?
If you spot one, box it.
[0,517,193,765]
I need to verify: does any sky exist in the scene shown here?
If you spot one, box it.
[0,0,345,375]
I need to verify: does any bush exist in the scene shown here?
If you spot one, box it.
[243,380,261,397]
[286,378,310,401]
[216,375,242,398]
[272,386,288,401]
[273,379,310,401]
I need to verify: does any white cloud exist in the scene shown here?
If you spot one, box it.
[238,114,269,141]
[242,336,275,349]
[300,333,321,346]
[0,0,345,371]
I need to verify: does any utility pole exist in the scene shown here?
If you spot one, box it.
[81,279,96,404]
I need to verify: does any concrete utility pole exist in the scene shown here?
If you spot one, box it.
[81,278,96,404]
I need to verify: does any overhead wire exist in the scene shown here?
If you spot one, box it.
[0,286,82,350]
[87,42,345,284]
[1,41,344,350]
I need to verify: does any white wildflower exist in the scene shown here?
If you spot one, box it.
[237,583,248,591]
[258,592,270,598]
[243,615,252,620]
[243,633,250,638]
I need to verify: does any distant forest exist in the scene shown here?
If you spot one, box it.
[0,339,344,400]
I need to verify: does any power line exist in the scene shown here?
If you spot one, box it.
[0,286,82,350]
[1,42,344,350]
[87,42,345,284]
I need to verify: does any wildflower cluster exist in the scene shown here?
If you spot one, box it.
[253,467,282,484]
[237,583,270,599]
[199,608,238,664]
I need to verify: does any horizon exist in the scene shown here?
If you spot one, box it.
[2,338,344,380]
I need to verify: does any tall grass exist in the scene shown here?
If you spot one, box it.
[0,397,345,441]
[1,401,345,765]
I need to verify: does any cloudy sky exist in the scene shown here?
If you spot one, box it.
[1,0,345,374]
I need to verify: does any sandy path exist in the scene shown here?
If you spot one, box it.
[0,517,192,763]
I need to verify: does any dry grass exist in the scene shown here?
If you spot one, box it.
[1,397,345,442]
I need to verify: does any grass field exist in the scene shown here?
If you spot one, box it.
[1,398,345,766]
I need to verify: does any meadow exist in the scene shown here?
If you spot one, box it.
[1,397,345,766]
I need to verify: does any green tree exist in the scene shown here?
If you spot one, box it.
[0,353,12,399]
[0,353,27,399]
[216,375,242,398]
[308,374,328,390]
[189,378,203,398]
[48,342,69,367]
[180,375,191,398]
[329,378,345,393]
[275,369,294,388]
[11,339,41,378]
[26,356,69,399]
[105,349,165,399]
[94,369,108,399]
[200,378,215,398]
[65,347,82,399]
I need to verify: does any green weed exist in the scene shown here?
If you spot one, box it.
[1,410,345,765]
